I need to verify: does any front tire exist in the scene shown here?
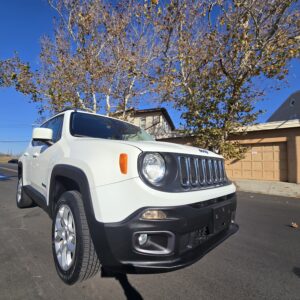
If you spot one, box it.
[52,190,100,285]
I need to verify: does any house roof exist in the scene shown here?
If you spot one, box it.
[240,119,300,132]
[113,107,176,130]
[267,90,300,122]
[159,119,300,141]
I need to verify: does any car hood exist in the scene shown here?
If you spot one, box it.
[118,140,222,158]
[71,137,222,158]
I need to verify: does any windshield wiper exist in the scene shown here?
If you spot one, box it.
[73,134,90,138]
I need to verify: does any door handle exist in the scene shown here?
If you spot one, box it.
[23,152,29,157]
[33,152,40,158]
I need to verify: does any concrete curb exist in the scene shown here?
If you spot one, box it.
[234,179,300,198]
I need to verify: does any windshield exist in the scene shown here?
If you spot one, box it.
[70,112,154,141]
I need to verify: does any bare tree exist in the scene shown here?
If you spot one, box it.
[2,0,299,159]
[156,0,300,158]
[1,0,163,115]
[98,1,163,117]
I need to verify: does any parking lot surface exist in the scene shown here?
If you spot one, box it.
[0,164,300,300]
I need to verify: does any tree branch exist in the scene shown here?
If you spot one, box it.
[76,91,93,112]
[92,92,97,112]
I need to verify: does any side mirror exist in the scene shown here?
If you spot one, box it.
[32,128,53,145]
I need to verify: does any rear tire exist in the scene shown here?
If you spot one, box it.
[16,175,34,208]
[52,190,101,285]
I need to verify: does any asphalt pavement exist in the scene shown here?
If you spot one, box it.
[0,164,300,300]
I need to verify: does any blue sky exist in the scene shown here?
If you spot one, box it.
[0,0,299,155]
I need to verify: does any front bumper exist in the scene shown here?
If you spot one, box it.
[89,193,238,274]
[92,178,236,223]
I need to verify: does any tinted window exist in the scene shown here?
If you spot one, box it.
[70,112,154,141]
[32,115,64,146]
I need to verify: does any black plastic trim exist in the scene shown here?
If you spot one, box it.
[23,185,51,216]
[94,193,238,273]
[132,231,175,255]
[17,161,22,179]
[48,164,119,266]
[49,164,94,218]
[123,223,238,273]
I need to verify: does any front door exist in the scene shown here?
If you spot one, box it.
[30,115,64,198]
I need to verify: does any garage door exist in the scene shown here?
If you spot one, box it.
[225,143,288,181]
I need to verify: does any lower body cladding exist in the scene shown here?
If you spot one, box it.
[89,193,238,274]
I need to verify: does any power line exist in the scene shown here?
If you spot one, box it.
[0,124,41,128]
[0,141,29,143]
[0,125,38,128]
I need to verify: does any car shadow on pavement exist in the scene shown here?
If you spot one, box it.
[101,267,143,299]
[114,274,143,300]
[292,267,300,278]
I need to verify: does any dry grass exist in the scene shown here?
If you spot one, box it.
[0,156,12,163]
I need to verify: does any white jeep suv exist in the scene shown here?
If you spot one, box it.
[17,109,238,285]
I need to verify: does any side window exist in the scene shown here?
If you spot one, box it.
[45,115,64,143]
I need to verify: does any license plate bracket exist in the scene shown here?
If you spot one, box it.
[213,203,232,233]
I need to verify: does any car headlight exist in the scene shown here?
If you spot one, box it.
[142,153,166,185]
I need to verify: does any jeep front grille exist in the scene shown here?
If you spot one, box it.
[178,156,227,189]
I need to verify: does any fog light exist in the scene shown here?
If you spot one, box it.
[141,210,167,220]
[231,211,236,223]
[133,231,175,255]
[138,233,148,246]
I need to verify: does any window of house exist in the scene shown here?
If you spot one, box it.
[289,98,296,107]
[153,115,160,125]
[161,118,168,132]
[166,121,170,132]
[140,116,146,129]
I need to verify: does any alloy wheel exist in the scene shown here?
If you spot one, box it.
[16,178,22,203]
[54,205,76,271]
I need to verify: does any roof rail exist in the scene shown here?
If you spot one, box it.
[45,106,93,122]
[57,106,94,114]
[57,107,77,114]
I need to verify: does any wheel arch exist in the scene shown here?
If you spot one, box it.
[48,164,110,265]
[18,161,22,179]
[49,165,95,221]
